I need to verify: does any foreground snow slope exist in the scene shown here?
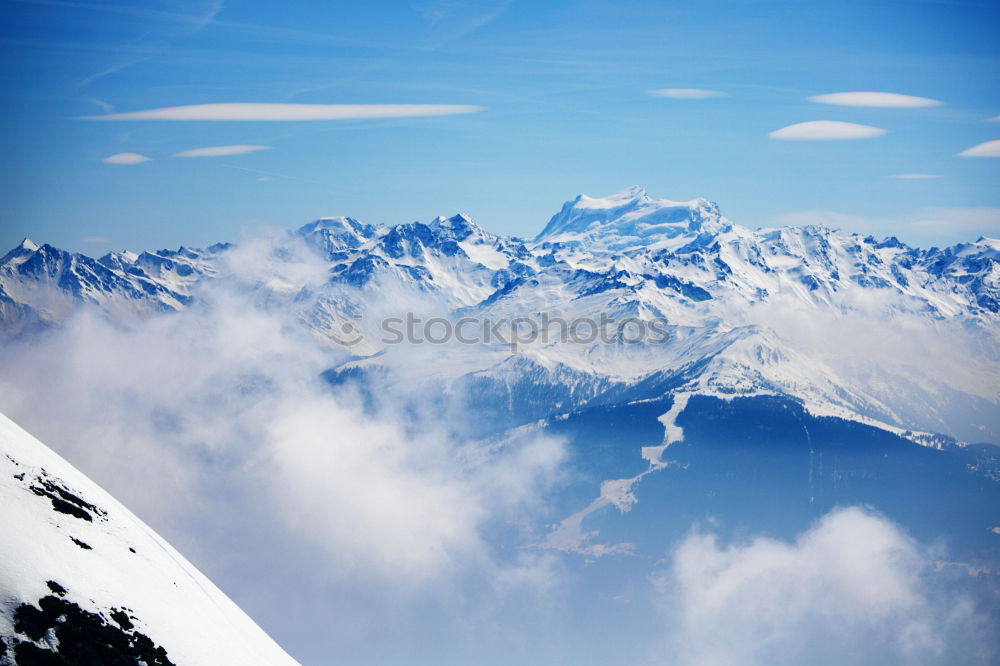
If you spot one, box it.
[0,412,298,665]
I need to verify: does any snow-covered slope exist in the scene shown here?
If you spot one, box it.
[0,412,298,665]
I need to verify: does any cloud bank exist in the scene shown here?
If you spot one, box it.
[173,144,271,158]
[102,152,152,165]
[808,92,942,108]
[910,206,1000,239]
[0,231,565,587]
[79,103,485,121]
[649,88,727,99]
[657,507,993,666]
[957,140,1000,157]
[769,120,886,140]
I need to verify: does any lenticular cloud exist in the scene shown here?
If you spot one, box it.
[79,103,484,121]
[808,92,942,108]
[173,145,271,158]
[102,152,152,164]
[768,120,886,140]
[649,88,728,99]
[957,140,1000,158]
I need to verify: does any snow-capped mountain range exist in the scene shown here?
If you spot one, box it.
[2,187,998,443]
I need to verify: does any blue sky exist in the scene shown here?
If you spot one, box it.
[1,0,998,253]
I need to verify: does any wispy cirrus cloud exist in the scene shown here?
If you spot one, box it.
[77,58,148,90]
[80,235,112,244]
[808,92,942,108]
[420,0,512,39]
[87,97,114,114]
[957,140,1000,157]
[768,120,886,140]
[13,0,224,34]
[16,0,225,90]
[988,115,1000,122]
[102,152,152,165]
[79,103,484,121]
[648,88,727,99]
[173,145,271,158]
[891,173,941,179]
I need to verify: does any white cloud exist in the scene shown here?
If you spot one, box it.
[80,235,112,243]
[957,139,1000,157]
[655,507,987,666]
[0,231,565,586]
[891,173,941,179]
[102,152,152,165]
[79,103,484,121]
[767,207,1000,245]
[911,206,1000,236]
[173,144,271,158]
[768,120,886,140]
[649,88,727,99]
[986,115,999,122]
[808,92,943,108]
[735,288,1000,441]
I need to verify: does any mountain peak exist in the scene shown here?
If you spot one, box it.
[535,187,724,245]
[1,237,41,266]
[574,185,649,209]
[431,213,486,241]
[297,216,379,256]
[298,216,371,236]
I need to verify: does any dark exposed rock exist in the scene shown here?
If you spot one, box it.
[11,591,174,666]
